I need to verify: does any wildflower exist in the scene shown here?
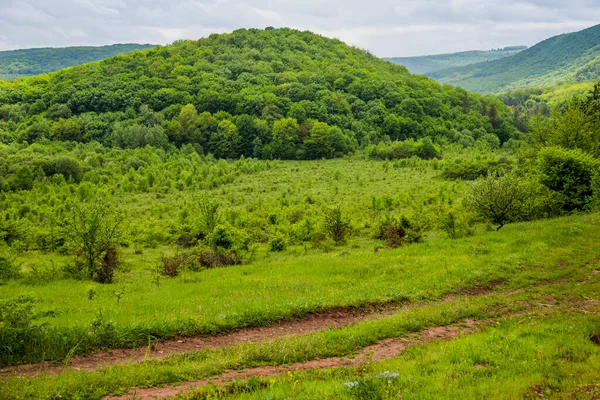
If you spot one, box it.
[376,371,400,379]
[343,381,360,388]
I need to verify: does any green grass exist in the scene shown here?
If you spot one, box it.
[2,269,598,399]
[1,211,598,366]
[189,313,600,399]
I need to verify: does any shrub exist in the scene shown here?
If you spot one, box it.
[323,205,349,245]
[367,138,441,160]
[467,172,532,230]
[196,248,240,268]
[0,296,55,366]
[375,215,424,247]
[538,146,599,211]
[268,232,287,252]
[209,224,236,249]
[63,196,123,283]
[375,216,406,248]
[442,158,511,181]
[438,211,474,239]
[97,247,119,284]
[160,254,186,277]
[0,246,20,283]
[197,195,220,236]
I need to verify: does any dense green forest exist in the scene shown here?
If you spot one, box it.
[0,44,155,81]
[0,28,517,162]
[384,46,526,75]
[429,23,600,93]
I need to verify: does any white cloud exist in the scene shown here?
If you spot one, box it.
[0,0,598,56]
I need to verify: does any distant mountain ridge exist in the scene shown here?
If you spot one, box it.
[428,24,600,93]
[384,46,527,75]
[0,44,156,80]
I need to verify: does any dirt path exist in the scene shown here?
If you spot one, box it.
[106,320,481,400]
[106,297,600,400]
[0,277,581,379]
[0,305,397,378]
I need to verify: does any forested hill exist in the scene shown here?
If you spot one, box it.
[384,47,526,75]
[0,44,155,81]
[0,28,516,160]
[429,23,600,93]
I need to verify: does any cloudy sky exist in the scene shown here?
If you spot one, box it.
[0,0,599,57]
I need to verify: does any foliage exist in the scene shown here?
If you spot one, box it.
[160,254,186,277]
[268,232,287,252]
[375,214,423,247]
[0,296,54,365]
[466,172,533,230]
[442,157,511,181]
[437,210,474,239]
[0,44,155,81]
[196,195,221,236]
[0,28,515,159]
[323,205,349,245]
[430,23,600,92]
[63,195,123,283]
[367,138,441,160]
[0,246,20,283]
[538,146,600,211]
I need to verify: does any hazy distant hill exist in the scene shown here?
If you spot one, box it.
[429,24,600,93]
[0,44,155,80]
[384,46,526,75]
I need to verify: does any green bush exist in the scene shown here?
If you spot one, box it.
[268,232,287,252]
[467,172,534,230]
[442,158,511,181]
[323,206,349,245]
[538,146,599,211]
[0,296,55,366]
[367,138,441,160]
[0,246,20,283]
[438,211,474,239]
[375,215,424,247]
[210,224,236,249]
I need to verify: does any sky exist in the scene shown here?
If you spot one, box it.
[0,0,599,57]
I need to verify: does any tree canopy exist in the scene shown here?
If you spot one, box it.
[0,28,516,160]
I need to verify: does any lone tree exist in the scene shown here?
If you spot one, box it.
[197,195,220,236]
[466,172,530,230]
[64,196,123,283]
[323,205,349,245]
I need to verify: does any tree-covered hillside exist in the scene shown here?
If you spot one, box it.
[384,46,526,75]
[0,28,516,161]
[429,24,600,93]
[0,44,155,81]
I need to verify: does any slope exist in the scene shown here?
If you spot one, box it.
[429,23,600,93]
[384,46,526,75]
[0,44,156,81]
[0,28,515,160]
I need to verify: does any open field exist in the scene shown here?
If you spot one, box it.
[1,232,598,398]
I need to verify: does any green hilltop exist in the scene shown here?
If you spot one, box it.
[429,23,600,93]
[0,44,156,81]
[384,46,526,75]
[0,28,516,160]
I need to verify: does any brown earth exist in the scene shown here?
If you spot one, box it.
[0,277,573,379]
[0,307,378,378]
[3,300,431,379]
[105,320,480,400]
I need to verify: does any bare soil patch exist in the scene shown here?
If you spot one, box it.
[106,321,480,400]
